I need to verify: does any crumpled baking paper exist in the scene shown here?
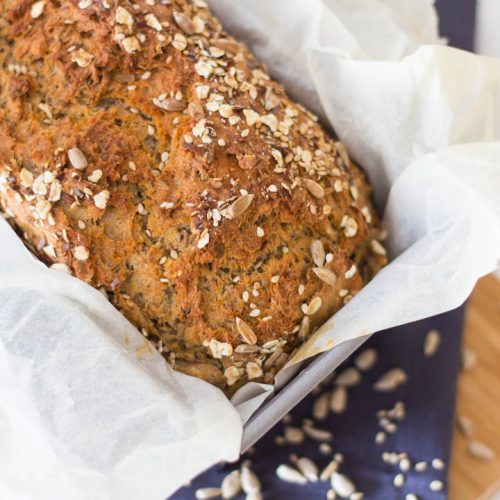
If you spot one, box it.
[1,0,500,498]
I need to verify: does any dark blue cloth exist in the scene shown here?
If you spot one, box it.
[172,1,474,498]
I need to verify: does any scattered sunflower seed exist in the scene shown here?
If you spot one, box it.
[276,464,307,485]
[467,441,497,461]
[331,472,356,498]
[399,458,411,472]
[375,432,386,445]
[327,489,337,500]
[406,495,418,500]
[296,457,319,482]
[241,466,261,493]
[313,392,330,421]
[330,386,348,414]
[373,368,407,392]
[424,329,441,357]
[354,348,378,372]
[414,461,427,472]
[335,367,361,387]
[393,473,405,488]
[319,443,333,455]
[456,415,474,437]
[429,480,444,492]
[303,425,333,442]
[221,470,241,499]
[320,460,339,481]
[431,458,445,470]
[195,487,222,499]
[461,348,477,371]
[350,493,364,500]
[245,492,262,500]
[284,426,304,445]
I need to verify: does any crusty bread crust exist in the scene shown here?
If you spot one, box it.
[0,0,387,393]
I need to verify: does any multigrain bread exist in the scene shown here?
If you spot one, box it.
[0,0,387,393]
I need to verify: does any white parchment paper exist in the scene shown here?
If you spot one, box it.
[1,0,500,498]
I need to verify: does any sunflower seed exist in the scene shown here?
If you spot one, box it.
[236,317,257,344]
[375,432,386,445]
[195,487,222,499]
[304,178,325,199]
[296,457,319,482]
[245,493,262,500]
[297,315,310,339]
[307,296,323,316]
[319,443,333,455]
[303,425,333,442]
[405,495,418,500]
[235,344,259,354]
[393,473,405,488]
[221,470,241,499]
[310,240,326,267]
[431,458,445,470]
[354,348,378,371]
[414,461,427,472]
[330,386,347,414]
[68,147,88,170]
[313,392,329,421]
[327,490,337,500]
[429,480,443,492]
[350,493,364,500]
[424,329,441,357]
[461,348,477,371]
[313,267,337,287]
[173,11,195,34]
[370,239,387,256]
[241,466,261,493]
[467,441,496,460]
[276,464,307,484]
[320,460,339,481]
[399,458,411,472]
[456,415,474,437]
[373,368,407,391]
[284,426,304,445]
[156,98,187,112]
[331,472,355,498]
[224,194,255,219]
[335,367,361,387]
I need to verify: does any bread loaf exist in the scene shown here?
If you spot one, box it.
[0,0,387,393]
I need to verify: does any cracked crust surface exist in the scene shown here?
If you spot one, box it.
[0,0,387,394]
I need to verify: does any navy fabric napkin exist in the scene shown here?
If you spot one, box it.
[172,1,475,498]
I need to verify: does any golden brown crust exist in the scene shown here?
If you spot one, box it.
[0,0,387,393]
